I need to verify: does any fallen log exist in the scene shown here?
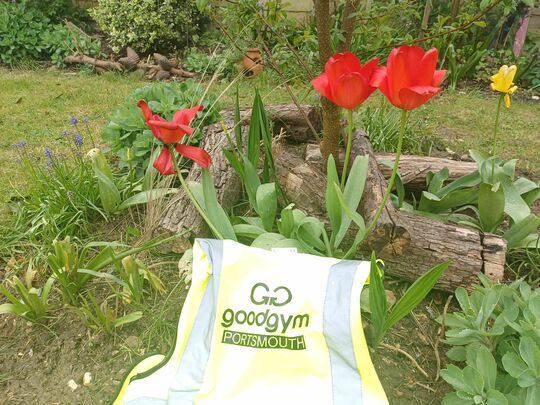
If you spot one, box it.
[278,132,505,291]
[375,153,477,191]
[64,48,195,79]
[305,144,477,191]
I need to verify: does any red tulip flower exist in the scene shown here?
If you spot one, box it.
[137,100,211,175]
[311,52,382,110]
[373,45,446,110]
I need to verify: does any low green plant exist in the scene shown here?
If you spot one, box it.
[0,2,99,67]
[399,150,540,250]
[42,23,101,68]
[90,0,206,53]
[46,234,181,306]
[11,140,104,242]
[0,266,56,324]
[365,254,449,348]
[78,293,143,335]
[103,81,221,176]
[359,101,434,155]
[87,148,176,214]
[441,275,540,404]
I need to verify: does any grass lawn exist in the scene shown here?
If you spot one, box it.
[1,68,539,207]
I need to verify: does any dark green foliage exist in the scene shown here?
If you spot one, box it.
[102,81,221,175]
[90,0,207,53]
[0,2,100,66]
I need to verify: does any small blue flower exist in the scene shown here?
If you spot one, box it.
[73,134,83,148]
[11,140,27,149]
[44,147,53,159]
[46,159,54,169]
[70,116,78,126]
[63,129,70,136]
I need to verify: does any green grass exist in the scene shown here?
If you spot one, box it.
[1,68,539,210]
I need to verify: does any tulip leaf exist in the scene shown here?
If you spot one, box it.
[255,183,277,232]
[368,252,387,345]
[201,169,237,241]
[233,223,266,239]
[251,233,286,250]
[503,215,540,249]
[335,155,369,247]
[383,260,449,333]
[502,178,531,223]
[478,182,505,233]
[326,155,342,246]
[117,188,177,211]
[92,162,121,214]
[437,170,481,198]
[428,167,449,194]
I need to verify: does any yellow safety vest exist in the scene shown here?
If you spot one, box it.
[113,239,388,404]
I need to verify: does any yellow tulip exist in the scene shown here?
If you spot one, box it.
[490,65,518,108]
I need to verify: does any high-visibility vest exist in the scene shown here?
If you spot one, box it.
[113,239,388,405]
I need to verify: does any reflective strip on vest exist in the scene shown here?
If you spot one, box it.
[113,239,388,405]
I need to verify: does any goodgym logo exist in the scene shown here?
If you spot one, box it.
[220,282,309,350]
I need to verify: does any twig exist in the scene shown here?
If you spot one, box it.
[380,342,430,379]
[414,381,436,392]
[435,294,453,381]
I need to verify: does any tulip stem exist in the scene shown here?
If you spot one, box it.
[491,94,504,182]
[341,109,355,189]
[169,146,225,240]
[492,94,504,157]
[363,109,408,242]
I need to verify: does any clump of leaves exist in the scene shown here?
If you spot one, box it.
[102,81,221,176]
[441,274,540,404]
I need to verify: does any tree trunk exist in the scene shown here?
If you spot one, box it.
[313,0,343,161]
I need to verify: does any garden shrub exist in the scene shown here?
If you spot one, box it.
[0,2,100,66]
[90,0,206,54]
[102,80,221,175]
[441,274,540,404]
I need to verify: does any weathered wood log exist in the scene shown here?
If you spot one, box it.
[277,132,506,291]
[306,144,477,192]
[376,154,477,192]
[64,53,196,79]
[220,104,322,143]
[159,105,323,250]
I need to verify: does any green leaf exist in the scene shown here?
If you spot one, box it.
[428,167,449,194]
[486,389,508,405]
[335,155,369,247]
[326,155,342,244]
[242,156,261,209]
[368,253,387,345]
[474,346,497,390]
[479,182,505,233]
[502,178,531,224]
[92,161,121,214]
[251,233,286,250]
[441,364,472,393]
[383,261,449,333]
[77,269,128,288]
[201,169,237,241]
[437,170,481,198]
[503,352,528,378]
[443,392,473,405]
[503,215,540,249]
[117,189,177,211]
[419,188,478,213]
[464,365,484,395]
[277,204,295,238]
[333,183,366,240]
[114,311,143,328]
[296,217,329,255]
[234,87,243,152]
[256,183,277,232]
[233,223,266,239]
[0,303,16,315]
[520,337,540,376]
[470,149,489,166]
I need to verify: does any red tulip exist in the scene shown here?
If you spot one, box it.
[311,52,382,110]
[373,45,447,110]
[153,147,176,175]
[175,144,211,168]
[137,100,211,175]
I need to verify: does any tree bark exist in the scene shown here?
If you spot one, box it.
[313,0,342,161]
[277,132,506,291]
[338,0,360,53]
